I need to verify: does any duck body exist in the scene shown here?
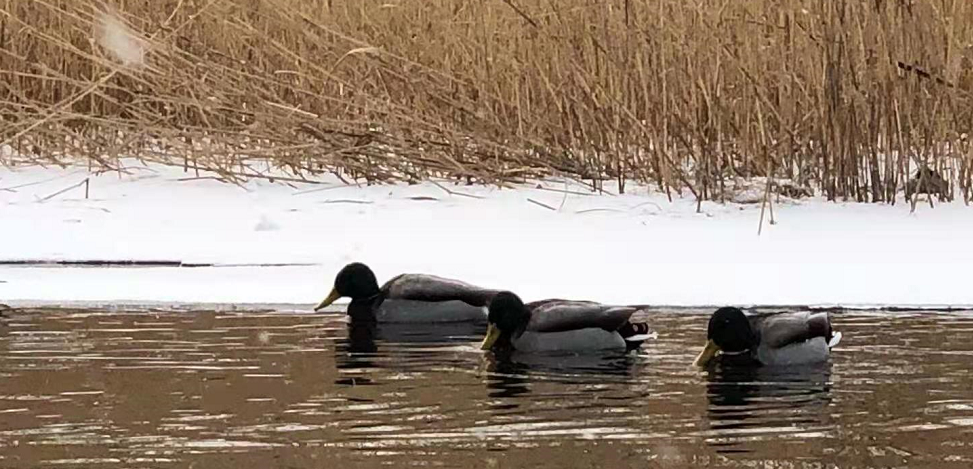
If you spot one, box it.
[749,311,838,366]
[316,263,499,323]
[507,328,627,353]
[349,297,488,323]
[481,293,653,353]
[381,273,499,307]
[694,307,841,367]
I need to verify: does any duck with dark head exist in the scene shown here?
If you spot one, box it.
[694,307,842,368]
[315,262,501,323]
[480,291,654,353]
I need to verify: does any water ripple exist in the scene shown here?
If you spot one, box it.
[0,309,971,467]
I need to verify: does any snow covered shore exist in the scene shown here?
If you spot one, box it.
[1,161,971,308]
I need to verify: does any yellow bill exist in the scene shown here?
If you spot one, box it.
[480,323,502,350]
[693,339,721,367]
[314,287,342,311]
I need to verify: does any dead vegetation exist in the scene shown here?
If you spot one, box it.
[1,0,972,203]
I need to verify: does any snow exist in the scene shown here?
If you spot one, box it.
[1,160,971,308]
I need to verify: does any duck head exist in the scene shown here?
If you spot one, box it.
[314,262,381,311]
[694,307,757,367]
[480,291,531,350]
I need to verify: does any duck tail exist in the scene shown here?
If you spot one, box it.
[807,312,832,337]
[808,311,841,349]
[618,322,656,345]
[828,331,843,348]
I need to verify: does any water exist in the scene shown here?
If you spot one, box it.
[1,308,972,468]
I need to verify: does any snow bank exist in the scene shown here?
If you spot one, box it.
[1,161,970,308]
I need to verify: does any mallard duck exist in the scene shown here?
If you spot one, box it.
[479,291,653,353]
[314,262,500,323]
[693,307,842,367]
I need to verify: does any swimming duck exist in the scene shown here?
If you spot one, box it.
[314,262,500,323]
[693,307,842,367]
[479,291,653,353]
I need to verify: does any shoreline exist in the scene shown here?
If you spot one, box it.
[4,300,972,314]
[2,161,971,307]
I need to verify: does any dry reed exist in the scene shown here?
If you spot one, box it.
[1,0,972,203]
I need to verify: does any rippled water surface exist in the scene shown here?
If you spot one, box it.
[1,307,972,468]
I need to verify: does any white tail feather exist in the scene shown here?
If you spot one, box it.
[828,331,842,348]
[624,331,658,342]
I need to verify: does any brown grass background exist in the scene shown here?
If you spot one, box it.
[1,0,972,203]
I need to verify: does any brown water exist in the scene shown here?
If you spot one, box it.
[0,308,972,468]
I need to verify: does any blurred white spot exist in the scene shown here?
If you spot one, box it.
[254,215,280,232]
[829,331,843,348]
[257,331,272,344]
[96,11,146,68]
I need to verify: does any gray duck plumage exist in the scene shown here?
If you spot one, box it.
[314,262,500,323]
[693,307,842,367]
[480,292,653,353]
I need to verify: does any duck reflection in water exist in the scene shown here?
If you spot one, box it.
[704,360,834,453]
[333,322,380,386]
[481,348,641,402]
[333,320,485,386]
[482,357,532,400]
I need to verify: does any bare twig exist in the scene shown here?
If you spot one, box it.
[527,198,557,211]
[36,178,89,203]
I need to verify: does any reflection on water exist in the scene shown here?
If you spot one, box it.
[704,362,834,453]
[483,350,641,401]
[0,308,972,468]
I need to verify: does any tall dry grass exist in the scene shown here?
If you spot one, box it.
[1,0,971,203]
